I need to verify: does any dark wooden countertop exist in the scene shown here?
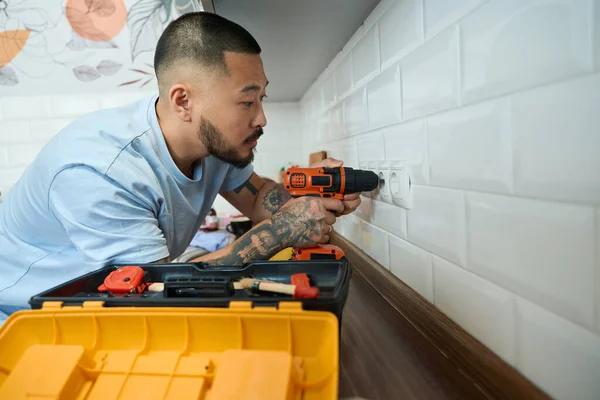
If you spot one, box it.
[332,234,550,400]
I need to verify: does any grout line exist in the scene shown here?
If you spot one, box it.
[430,253,436,304]
[415,176,600,209]
[456,24,463,108]
[595,208,599,331]
[506,94,515,195]
[419,0,425,44]
[512,289,521,368]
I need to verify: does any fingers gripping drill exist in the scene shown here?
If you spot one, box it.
[283,166,382,260]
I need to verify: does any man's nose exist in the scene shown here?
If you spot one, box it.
[253,104,267,128]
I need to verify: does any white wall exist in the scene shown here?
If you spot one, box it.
[301,0,600,399]
[212,102,305,215]
[0,94,303,213]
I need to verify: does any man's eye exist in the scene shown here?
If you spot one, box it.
[242,102,254,108]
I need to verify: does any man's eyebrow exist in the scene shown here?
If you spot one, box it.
[240,81,269,93]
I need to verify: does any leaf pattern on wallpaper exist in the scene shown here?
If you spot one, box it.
[66,32,117,52]
[97,60,122,75]
[127,0,173,62]
[65,6,112,42]
[0,67,18,86]
[85,0,117,17]
[73,65,101,81]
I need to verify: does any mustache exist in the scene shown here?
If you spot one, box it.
[244,128,263,144]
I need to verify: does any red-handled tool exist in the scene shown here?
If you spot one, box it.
[98,265,150,294]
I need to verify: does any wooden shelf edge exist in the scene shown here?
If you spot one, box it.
[331,233,551,400]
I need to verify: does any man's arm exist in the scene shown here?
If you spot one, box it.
[220,158,363,224]
[192,196,342,265]
[49,167,171,268]
[220,172,292,223]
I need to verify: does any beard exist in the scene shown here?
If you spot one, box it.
[198,117,263,169]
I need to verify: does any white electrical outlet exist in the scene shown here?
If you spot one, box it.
[388,160,412,209]
[377,162,392,203]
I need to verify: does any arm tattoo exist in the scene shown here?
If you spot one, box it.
[262,184,292,214]
[233,177,257,195]
[206,198,321,266]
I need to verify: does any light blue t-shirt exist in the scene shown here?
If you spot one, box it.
[0,94,253,317]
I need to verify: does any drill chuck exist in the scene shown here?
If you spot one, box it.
[342,167,379,193]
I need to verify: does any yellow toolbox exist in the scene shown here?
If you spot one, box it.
[0,301,339,399]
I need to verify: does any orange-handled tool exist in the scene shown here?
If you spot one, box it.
[283,166,379,200]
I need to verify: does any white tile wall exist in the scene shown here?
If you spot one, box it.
[389,236,433,301]
[401,25,459,120]
[329,103,345,141]
[515,298,600,400]
[434,256,516,364]
[372,200,406,240]
[423,0,487,40]
[0,121,31,143]
[379,0,423,70]
[342,214,362,246]
[367,63,401,130]
[460,0,592,105]
[595,1,600,70]
[335,54,354,99]
[343,88,367,136]
[466,192,595,329]
[427,97,511,194]
[596,208,600,333]
[407,186,466,266]
[363,0,396,33]
[322,74,336,109]
[353,26,380,88]
[0,96,52,119]
[0,149,7,168]
[361,220,390,270]
[511,73,600,204]
[383,119,428,184]
[356,130,385,163]
[299,0,600,396]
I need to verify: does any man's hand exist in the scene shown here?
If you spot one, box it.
[192,196,344,265]
[310,157,362,217]
[271,196,343,247]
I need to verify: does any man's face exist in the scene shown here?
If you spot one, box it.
[196,52,268,169]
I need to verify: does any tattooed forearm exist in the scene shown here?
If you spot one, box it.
[204,197,324,266]
[262,183,292,214]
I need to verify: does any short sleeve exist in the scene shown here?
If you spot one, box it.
[219,163,254,193]
[48,166,170,269]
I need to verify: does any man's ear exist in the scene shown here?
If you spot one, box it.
[169,85,192,122]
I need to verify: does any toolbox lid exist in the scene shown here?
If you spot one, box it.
[0,301,339,400]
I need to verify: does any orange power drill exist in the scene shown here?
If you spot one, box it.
[283,166,380,200]
[283,166,380,261]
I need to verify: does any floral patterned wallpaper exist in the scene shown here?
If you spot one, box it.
[0,0,200,96]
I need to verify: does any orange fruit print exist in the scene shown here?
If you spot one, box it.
[0,30,30,67]
[66,0,127,42]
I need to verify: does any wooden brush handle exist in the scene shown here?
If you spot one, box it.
[257,281,296,296]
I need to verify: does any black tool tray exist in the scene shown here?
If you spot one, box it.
[28,259,352,322]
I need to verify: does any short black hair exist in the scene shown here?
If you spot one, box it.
[154,12,261,83]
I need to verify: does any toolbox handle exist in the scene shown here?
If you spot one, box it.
[194,263,246,271]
